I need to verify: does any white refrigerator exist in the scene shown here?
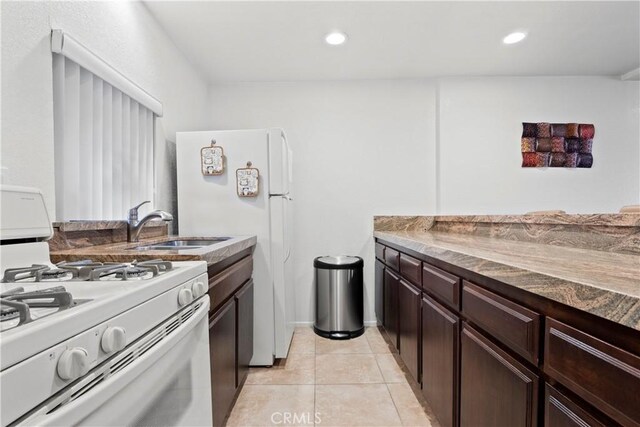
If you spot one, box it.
[176,129,295,366]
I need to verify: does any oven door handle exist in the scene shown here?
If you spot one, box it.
[18,297,210,427]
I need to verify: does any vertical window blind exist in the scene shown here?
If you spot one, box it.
[51,30,162,221]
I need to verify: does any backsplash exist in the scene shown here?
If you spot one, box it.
[374,213,640,255]
[49,221,169,251]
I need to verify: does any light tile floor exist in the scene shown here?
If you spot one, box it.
[226,327,437,427]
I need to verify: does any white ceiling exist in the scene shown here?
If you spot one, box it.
[145,1,640,83]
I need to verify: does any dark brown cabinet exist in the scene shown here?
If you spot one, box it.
[460,325,539,427]
[399,279,421,382]
[400,253,422,288]
[544,318,640,427]
[384,247,400,271]
[421,294,459,427]
[375,239,639,427]
[235,279,254,388]
[462,281,540,364]
[422,264,460,311]
[375,260,385,324]
[209,298,237,427]
[206,250,255,427]
[383,269,400,350]
[544,384,607,427]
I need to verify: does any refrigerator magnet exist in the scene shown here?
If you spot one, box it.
[236,162,259,197]
[201,140,225,176]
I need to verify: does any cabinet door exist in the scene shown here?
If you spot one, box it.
[545,384,607,427]
[422,295,459,427]
[383,269,400,351]
[399,279,421,382]
[209,299,237,427]
[235,279,254,388]
[460,325,539,427]
[375,260,385,325]
[544,318,640,427]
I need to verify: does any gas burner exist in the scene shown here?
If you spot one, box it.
[56,260,119,281]
[89,265,155,281]
[0,286,76,328]
[1,265,73,283]
[134,259,173,275]
[2,259,175,285]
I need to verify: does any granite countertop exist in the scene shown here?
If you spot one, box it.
[50,235,257,266]
[374,229,640,331]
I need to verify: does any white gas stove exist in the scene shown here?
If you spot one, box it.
[0,186,212,426]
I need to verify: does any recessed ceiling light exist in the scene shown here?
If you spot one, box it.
[325,31,347,46]
[503,31,527,45]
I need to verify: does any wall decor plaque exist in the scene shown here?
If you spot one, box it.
[521,122,594,168]
[236,161,259,197]
[201,139,225,175]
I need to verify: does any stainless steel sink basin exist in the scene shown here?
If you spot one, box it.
[128,238,231,251]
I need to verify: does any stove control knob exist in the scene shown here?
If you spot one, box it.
[178,288,194,306]
[191,280,207,298]
[57,347,89,381]
[101,327,127,353]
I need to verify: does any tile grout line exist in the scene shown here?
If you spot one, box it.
[384,382,406,427]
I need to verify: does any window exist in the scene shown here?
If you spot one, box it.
[51,30,162,220]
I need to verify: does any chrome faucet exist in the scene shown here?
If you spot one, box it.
[127,201,173,242]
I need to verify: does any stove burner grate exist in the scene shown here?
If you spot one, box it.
[56,260,120,281]
[2,265,75,283]
[89,265,154,281]
[0,286,75,327]
[2,259,174,285]
[134,259,173,276]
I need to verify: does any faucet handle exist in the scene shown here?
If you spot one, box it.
[128,201,150,222]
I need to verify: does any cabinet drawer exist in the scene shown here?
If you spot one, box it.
[422,264,460,310]
[460,324,539,427]
[384,248,400,271]
[208,256,253,313]
[375,243,385,261]
[400,253,422,288]
[462,282,540,364]
[545,384,607,427]
[544,318,640,427]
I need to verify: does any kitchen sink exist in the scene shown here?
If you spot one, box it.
[128,238,231,251]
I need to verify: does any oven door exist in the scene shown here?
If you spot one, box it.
[19,296,212,427]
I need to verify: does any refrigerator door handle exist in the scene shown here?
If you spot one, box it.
[269,193,293,201]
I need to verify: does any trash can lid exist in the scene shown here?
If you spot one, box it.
[314,255,363,269]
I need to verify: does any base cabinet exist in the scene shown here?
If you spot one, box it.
[235,280,254,388]
[421,295,459,427]
[376,239,638,427]
[545,385,607,427]
[383,269,400,351]
[209,299,237,427]
[460,325,538,427]
[207,251,255,427]
[375,260,385,324]
[399,279,421,382]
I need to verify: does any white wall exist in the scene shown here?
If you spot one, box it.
[209,76,639,323]
[437,77,640,214]
[210,81,437,323]
[1,1,211,219]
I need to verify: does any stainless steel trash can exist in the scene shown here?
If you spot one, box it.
[314,255,364,339]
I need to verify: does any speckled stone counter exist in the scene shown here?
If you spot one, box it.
[374,214,640,331]
[50,235,257,266]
